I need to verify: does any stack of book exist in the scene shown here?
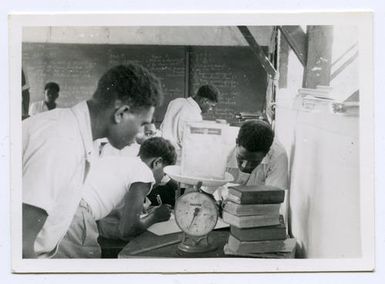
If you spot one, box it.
[222,185,296,258]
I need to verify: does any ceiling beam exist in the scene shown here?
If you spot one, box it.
[278,26,308,66]
[237,26,277,79]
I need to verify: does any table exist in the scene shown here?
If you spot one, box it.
[118,229,230,258]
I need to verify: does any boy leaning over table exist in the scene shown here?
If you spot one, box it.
[219,120,289,222]
[22,64,163,258]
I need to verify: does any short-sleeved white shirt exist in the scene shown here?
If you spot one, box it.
[22,101,95,258]
[160,97,202,154]
[82,156,155,221]
[226,140,289,190]
[93,138,140,158]
[29,100,59,116]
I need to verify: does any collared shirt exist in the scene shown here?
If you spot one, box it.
[22,101,95,258]
[160,97,202,156]
[226,140,289,190]
[29,100,58,116]
[93,138,141,158]
[82,156,155,221]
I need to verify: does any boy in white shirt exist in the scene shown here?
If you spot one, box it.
[22,64,163,258]
[29,82,60,115]
[160,85,219,161]
[55,137,176,258]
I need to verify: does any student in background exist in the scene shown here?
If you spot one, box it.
[54,137,176,258]
[22,64,163,258]
[226,120,288,188]
[21,69,30,120]
[29,82,60,115]
[160,85,219,161]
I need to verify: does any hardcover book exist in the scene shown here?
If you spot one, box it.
[223,201,281,216]
[227,185,285,204]
[222,211,281,228]
[226,234,297,254]
[230,215,286,241]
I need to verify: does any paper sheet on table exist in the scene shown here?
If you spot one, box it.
[147,212,229,236]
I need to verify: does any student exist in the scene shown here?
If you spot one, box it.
[95,122,178,207]
[147,175,178,207]
[29,82,60,115]
[21,68,30,120]
[226,120,289,189]
[160,85,219,161]
[22,64,163,258]
[55,137,177,258]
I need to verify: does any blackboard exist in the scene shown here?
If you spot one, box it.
[190,46,267,123]
[22,43,186,122]
[22,43,267,124]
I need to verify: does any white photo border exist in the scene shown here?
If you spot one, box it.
[9,12,374,273]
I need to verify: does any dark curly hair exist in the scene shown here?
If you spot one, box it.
[44,82,60,92]
[196,84,219,102]
[139,137,177,166]
[93,64,163,111]
[237,120,274,154]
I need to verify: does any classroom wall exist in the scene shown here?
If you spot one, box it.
[22,26,273,47]
[22,42,268,124]
[274,26,361,258]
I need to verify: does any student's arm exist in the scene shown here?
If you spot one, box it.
[265,153,290,226]
[265,153,289,189]
[22,203,47,258]
[119,182,171,240]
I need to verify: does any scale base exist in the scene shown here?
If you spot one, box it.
[176,234,217,255]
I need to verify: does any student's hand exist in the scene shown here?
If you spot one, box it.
[152,204,172,223]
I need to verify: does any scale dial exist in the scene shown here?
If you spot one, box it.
[175,191,218,237]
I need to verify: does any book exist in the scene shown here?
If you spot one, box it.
[223,201,281,216]
[223,243,296,258]
[227,185,285,204]
[226,234,297,254]
[222,211,280,228]
[230,216,286,241]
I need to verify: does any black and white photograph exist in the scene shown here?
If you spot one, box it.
[8,12,374,274]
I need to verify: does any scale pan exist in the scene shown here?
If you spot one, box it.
[164,165,233,187]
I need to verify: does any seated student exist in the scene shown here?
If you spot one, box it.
[54,137,176,258]
[95,122,178,207]
[226,120,289,189]
[147,175,179,207]
[225,120,289,223]
[29,82,60,115]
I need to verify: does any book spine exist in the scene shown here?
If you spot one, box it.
[222,212,280,228]
[224,203,281,216]
[223,244,295,259]
[227,190,285,204]
[227,235,296,254]
[230,225,287,241]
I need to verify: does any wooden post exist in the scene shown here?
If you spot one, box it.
[278,31,290,89]
[302,26,334,88]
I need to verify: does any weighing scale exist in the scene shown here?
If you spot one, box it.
[164,165,233,254]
